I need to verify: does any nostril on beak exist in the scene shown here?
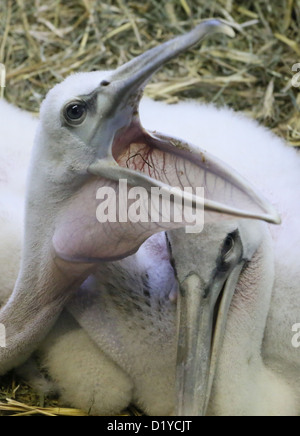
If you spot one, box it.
[101,80,110,87]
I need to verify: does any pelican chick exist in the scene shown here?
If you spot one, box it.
[3,19,271,377]
[171,222,297,416]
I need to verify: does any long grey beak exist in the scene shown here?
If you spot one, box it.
[87,19,280,228]
[176,262,245,416]
[109,19,235,104]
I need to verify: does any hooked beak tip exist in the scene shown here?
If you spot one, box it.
[265,209,282,225]
[273,215,282,225]
[205,19,236,38]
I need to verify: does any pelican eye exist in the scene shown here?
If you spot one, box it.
[64,101,87,126]
[218,231,238,273]
[217,230,242,274]
[222,234,235,258]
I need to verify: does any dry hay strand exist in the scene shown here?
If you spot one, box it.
[0,372,142,416]
[0,399,89,417]
[0,373,86,416]
[0,397,142,416]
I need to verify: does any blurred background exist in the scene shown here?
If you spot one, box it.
[0,0,299,416]
[0,0,299,145]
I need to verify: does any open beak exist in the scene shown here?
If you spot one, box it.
[176,262,245,416]
[89,20,279,226]
[53,19,280,264]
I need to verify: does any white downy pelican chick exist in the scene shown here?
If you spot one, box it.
[170,222,297,416]
[2,19,271,376]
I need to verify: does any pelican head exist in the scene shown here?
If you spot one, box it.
[0,19,280,375]
[167,219,269,415]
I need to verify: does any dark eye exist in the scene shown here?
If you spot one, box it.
[223,235,234,257]
[217,230,242,274]
[64,101,87,125]
[218,234,235,273]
